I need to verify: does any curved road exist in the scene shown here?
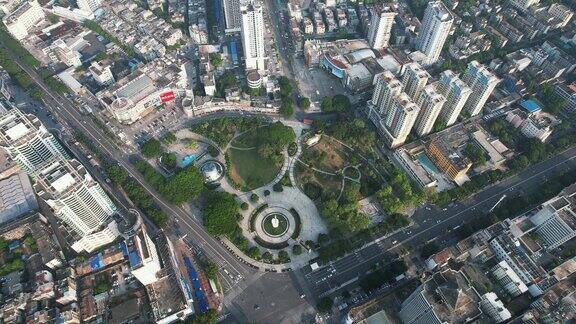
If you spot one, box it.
[12,59,258,288]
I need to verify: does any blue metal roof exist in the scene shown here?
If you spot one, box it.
[183,256,209,313]
[521,99,541,113]
[128,250,141,267]
[90,253,105,270]
[230,41,238,64]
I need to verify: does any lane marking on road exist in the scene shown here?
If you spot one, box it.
[396,154,576,248]
[21,62,250,277]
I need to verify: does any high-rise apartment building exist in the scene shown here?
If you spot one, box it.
[415,1,453,66]
[224,0,243,33]
[0,109,69,173]
[241,1,266,71]
[414,85,445,137]
[401,62,430,102]
[438,70,472,126]
[462,61,499,117]
[76,0,101,12]
[369,71,402,121]
[33,158,120,253]
[382,93,420,148]
[366,5,396,50]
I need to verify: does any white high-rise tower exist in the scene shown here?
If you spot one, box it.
[382,93,420,148]
[241,1,266,71]
[369,71,402,123]
[0,108,121,253]
[367,5,396,50]
[401,62,430,102]
[438,70,472,126]
[0,109,69,173]
[414,85,445,137]
[33,158,120,253]
[415,1,453,66]
[462,61,499,117]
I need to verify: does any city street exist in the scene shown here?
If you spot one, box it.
[299,145,576,299]
[9,36,576,322]
[10,58,257,285]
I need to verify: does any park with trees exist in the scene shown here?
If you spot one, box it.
[227,121,295,190]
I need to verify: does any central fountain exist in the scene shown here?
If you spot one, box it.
[271,214,279,228]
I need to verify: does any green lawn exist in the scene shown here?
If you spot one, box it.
[228,148,282,190]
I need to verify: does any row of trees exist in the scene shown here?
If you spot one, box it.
[106,164,169,227]
[278,76,294,117]
[359,259,407,292]
[132,159,204,205]
[0,29,67,99]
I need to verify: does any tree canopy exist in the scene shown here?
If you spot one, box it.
[202,191,240,237]
[140,138,163,158]
[161,167,204,204]
[299,97,310,110]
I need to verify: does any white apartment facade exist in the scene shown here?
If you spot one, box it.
[414,84,445,137]
[462,61,499,117]
[369,70,402,122]
[76,0,101,13]
[89,62,115,86]
[241,2,266,72]
[34,158,120,253]
[382,92,419,148]
[3,0,45,40]
[491,260,529,297]
[415,1,453,66]
[0,109,69,173]
[366,6,396,50]
[224,0,243,33]
[401,62,430,102]
[438,70,472,126]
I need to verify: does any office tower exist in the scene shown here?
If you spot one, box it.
[33,158,120,253]
[370,71,402,113]
[414,85,445,137]
[366,5,396,50]
[224,0,243,33]
[415,1,453,66]
[0,109,68,173]
[241,1,266,71]
[401,62,430,102]
[438,70,472,126]
[462,61,499,117]
[76,0,101,12]
[382,93,420,148]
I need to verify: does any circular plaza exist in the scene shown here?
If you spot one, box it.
[252,206,297,244]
